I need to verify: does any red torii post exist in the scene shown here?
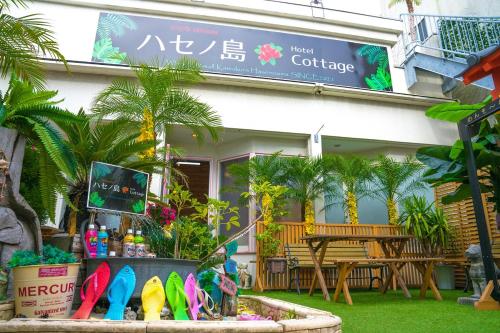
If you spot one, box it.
[461,45,500,100]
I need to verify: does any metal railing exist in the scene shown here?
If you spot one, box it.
[400,13,500,63]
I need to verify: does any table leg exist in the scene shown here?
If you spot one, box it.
[309,241,328,296]
[307,240,330,301]
[388,262,411,298]
[413,262,442,301]
[333,262,357,305]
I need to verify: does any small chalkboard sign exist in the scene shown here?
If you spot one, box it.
[87,161,149,215]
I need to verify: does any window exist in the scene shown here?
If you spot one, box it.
[219,157,250,246]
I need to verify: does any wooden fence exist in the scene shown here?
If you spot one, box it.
[435,183,499,288]
[254,222,425,292]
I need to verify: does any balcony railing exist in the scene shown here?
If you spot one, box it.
[400,13,500,63]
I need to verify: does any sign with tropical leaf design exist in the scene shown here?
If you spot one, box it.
[87,161,149,215]
[91,12,392,91]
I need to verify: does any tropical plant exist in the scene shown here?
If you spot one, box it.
[242,181,288,258]
[191,197,240,246]
[8,245,77,268]
[399,195,451,256]
[0,0,67,89]
[416,98,499,213]
[324,155,373,224]
[165,182,240,259]
[57,110,165,234]
[425,95,492,122]
[281,156,332,234]
[0,75,81,220]
[19,145,48,223]
[92,57,221,156]
[371,155,424,225]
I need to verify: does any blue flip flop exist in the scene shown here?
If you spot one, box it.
[104,265,136,320]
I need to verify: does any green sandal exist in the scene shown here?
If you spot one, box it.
[165,272,190,320]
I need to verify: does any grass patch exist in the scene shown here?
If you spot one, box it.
[242,289,500,333]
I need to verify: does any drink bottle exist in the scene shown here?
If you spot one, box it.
[85,224,98,258]
[134,230,146,258]
[97,225,108,258]
[122,229,136,258]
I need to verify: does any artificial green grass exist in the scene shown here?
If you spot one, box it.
[242,289,500,333]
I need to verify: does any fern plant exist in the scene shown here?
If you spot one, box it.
[356,45,389,70]
[0,75,81,221]
[97,13,137,40]
[365,67,392,91]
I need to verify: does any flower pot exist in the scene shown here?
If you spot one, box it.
[266,257,287,274]
[12,263,80,318]
[435,264,455,290]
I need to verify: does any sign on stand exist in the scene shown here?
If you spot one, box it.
[87,161,149,215]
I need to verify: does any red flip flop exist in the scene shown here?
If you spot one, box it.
[72,262,111,319]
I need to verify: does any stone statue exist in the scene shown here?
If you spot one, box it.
[464,244,500,298]
[0,127,42,297]
[237,263,252,289]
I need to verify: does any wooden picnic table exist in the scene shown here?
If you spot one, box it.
[300,234,443,305]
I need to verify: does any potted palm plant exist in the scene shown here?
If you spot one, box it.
[281,156,334,235]
[399,195,454,289]
[244,181,288,274]
[371,155,424,225]
[323,155,373,224]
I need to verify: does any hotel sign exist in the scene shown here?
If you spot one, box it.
[92,12,392,91]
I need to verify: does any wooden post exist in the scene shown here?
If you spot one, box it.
[474,280,500,310]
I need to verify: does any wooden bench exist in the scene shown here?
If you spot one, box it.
[492,241,500,267]
[329,256,445,304]
[285,243,386,294]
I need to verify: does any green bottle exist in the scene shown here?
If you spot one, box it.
[134,230,145,257]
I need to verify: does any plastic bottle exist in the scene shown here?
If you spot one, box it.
[122,229,136,258]
[85,224,98,258]
[97,225,108,258]
[134,230,146,258]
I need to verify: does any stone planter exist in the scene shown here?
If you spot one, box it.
[0,295,342,333]
[0,300,14,321]
[266,257,287,274]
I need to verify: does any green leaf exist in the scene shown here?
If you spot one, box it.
[92,38,126,64]
[92,163,112,179]
[425,95,492,123]
[89,191,105,207]
[269,58,277,66]
[133,173,148,189]
[260,60,267,65]
[132,200,145,213]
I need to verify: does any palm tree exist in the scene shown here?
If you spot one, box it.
[389,0,423,42]
[0,0,67,89]
[281,156,332,234]
[0,75,80,220]
[57,110,166,233]
[324,155,373,225]
[225,152,287,193]
[92,58,221,154]
[371,155,424,225]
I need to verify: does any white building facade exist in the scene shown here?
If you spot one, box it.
[6,0,493,275]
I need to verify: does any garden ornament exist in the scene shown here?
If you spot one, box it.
[0,151,9,199]
[464,244,500,299]
[0,128,42,298]
[237,263,252,289]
